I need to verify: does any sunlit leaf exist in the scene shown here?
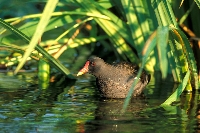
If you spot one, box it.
[0,18,73,78]
[179,2,195,24]
[179,0,184,8]
[142,30,157,63]
[157,26,169,78]
[151,0,177,27]
[194,0,200,9]
[14,0,58,74]
[76,0,139,62]
[161,70,190,105]
[38,59,50,89]
[123,30,157,111]
[121,0,146,52]
[171,28,199,89]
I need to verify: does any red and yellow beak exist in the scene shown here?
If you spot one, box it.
[77,61,90,76]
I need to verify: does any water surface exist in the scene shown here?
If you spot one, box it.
[0,72,198,133]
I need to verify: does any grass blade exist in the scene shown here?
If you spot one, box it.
[76,0,139,62]
[14,0,58,74]
[121,0,146,53]
[157,26,169,78]
[123,30,157,111]
[171,28,199,89]
[161,70,190,105]
[0,18,73,78]
[194,0,200,9]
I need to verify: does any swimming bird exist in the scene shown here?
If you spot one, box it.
[77,56,150,98]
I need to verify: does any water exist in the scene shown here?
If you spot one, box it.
[0,72,199,133]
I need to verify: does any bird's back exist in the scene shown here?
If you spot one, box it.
[95,62,148,98]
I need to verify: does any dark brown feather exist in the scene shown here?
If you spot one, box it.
[86,56,150,98]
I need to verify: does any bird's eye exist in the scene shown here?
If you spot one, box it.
[91,62,95,66]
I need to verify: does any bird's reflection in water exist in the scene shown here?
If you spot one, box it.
[85,97,149,133]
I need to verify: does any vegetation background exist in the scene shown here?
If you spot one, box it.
[0,0,200,106]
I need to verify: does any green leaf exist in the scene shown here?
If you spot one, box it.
[0,18,73,78]
[38,59,50,89]
[122,31,157,111]
[121,0,146,53]
[194,0,200,9]
[175,29,199,89]
[122,68,143,112]
[76,0,139,62]
[161,70,190,105]
[179,2,195,25]
[167,40,182,82]
[14,0,58,74]
[157,26,169,78]
[151,0,177,27]
[142,30,157,64]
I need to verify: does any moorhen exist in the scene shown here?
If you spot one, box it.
[77,56,150,98]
